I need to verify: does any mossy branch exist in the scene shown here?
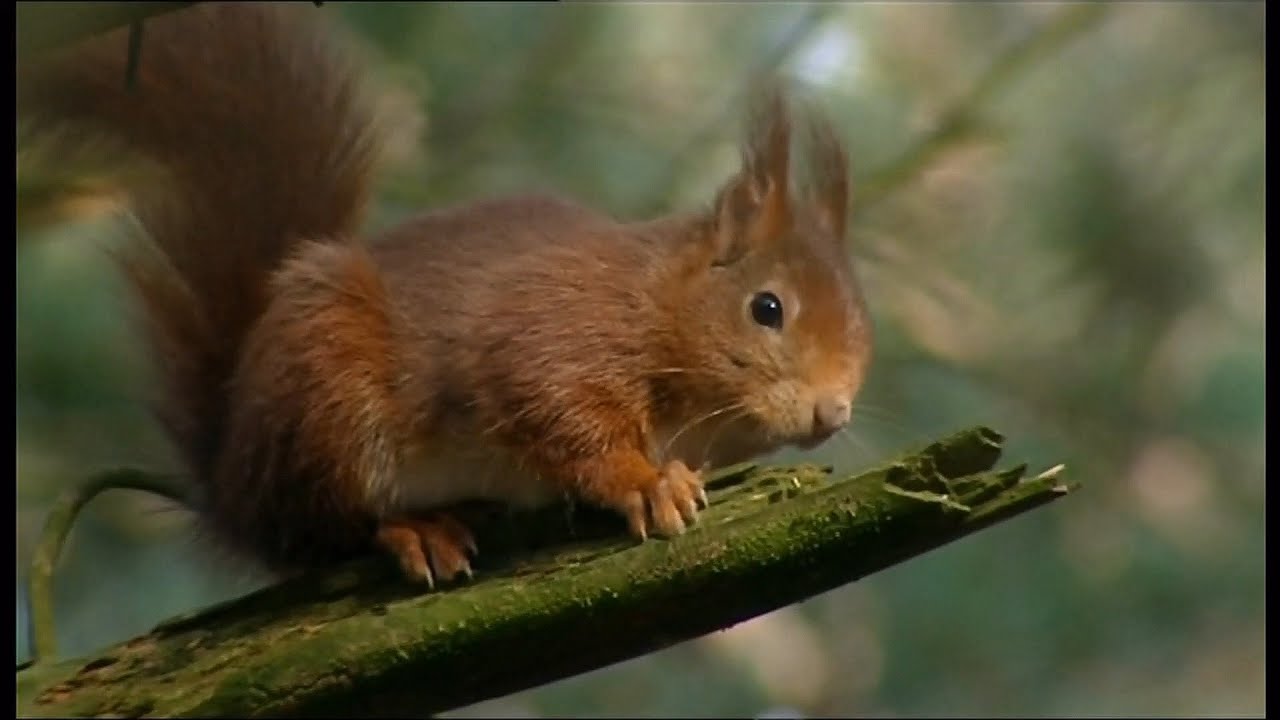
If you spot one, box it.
[17,427,1076,718]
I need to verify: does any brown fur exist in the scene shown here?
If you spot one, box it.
[19,6,873,578]
[19,3,385,570]
[214,243,404,568]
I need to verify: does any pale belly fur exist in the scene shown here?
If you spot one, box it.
[388,439,560,512]
[382,418,767,514]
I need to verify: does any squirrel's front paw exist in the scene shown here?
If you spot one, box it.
[376,513,478,588]
[621,459,709,540]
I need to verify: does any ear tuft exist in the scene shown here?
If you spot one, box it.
[709,83,794,265]
[802,106,850,243]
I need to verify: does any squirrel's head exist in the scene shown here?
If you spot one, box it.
[664,88,872,464]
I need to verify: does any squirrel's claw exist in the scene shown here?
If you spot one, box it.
[622,460,707,541]
[377,513,478,587]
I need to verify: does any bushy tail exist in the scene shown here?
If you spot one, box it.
[18,4,384,489]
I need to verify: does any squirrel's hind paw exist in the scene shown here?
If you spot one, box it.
[376,514,479,588]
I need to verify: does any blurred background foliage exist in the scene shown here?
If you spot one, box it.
[15,2,1264,716]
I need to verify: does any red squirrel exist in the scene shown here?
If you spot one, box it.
[18,4,873,586]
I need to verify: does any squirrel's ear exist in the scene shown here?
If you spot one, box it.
[805,109,850,244]
[710,89,792,266]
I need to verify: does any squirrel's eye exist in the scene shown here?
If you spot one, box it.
[750,291,784,330]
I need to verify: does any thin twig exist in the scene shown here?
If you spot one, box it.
[124,19,145,90]
[27,469,191,663]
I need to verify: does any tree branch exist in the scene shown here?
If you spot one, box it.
[16,427,1076,718]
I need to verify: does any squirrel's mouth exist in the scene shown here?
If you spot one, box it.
[793,427,838,451]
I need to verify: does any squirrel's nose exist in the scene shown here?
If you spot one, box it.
[812,395,852,438]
